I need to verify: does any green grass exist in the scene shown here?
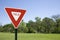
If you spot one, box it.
[0,33,60,40]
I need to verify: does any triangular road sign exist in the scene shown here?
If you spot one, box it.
[5,8,26,29]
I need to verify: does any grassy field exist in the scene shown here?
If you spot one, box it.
[0,33,60,40]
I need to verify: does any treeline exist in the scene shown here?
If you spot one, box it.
[0,15,60,33]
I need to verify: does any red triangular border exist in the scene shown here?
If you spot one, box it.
[5,8,26,29]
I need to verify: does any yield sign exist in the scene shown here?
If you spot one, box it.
[5,8,26,29]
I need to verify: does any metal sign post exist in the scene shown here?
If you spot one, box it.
[15,29,17,40]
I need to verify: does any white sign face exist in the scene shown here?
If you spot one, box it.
[11,12,21,21]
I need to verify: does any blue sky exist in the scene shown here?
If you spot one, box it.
[0,0,60,25]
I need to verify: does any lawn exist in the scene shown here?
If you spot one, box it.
[0,32,60,40]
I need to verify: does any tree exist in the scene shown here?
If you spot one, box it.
[18,20,28,33]
[0,26,3,32]
[52,14,60,33]
[26,20,37,33]
[56,19,60,33]
[26,17,42,33]
[52,14,60,21]
[2,24,14,32]
[35,17,41,32]
[41,17,55,33]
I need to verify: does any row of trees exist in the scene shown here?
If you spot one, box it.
[0,15,60,33]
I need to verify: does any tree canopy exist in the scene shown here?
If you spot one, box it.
[0,15,60,33]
